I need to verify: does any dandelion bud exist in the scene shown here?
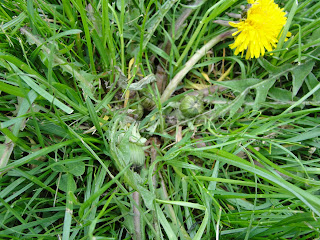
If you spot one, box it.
[140,93,155,111]
[128,142,145,169]
[130,104,144,120]
[179,95,204,118]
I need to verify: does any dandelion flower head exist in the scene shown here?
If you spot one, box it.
[229,0,288,59]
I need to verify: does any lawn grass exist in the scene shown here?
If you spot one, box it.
[0,0,320,239]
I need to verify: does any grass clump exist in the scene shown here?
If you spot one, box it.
[0,0,320,239]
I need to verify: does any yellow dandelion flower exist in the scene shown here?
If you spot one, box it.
[229,0,288,59]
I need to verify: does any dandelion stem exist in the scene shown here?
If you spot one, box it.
[160,30,235,104]
[133,191,141,240]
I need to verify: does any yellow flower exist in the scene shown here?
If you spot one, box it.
[229,0,288,59]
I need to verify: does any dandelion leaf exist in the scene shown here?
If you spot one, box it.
[108,116,153,208]
[129,74,156,90]
[229,93,246,117]
[292,61,315,96]
[305,72,320,101]
[137,184,155,210]
[214,77,275,111]
[258,58,315,101]
[268,87,293,102]
[214,78,262,92]
[254,78,276,109]
[258,58,291,78]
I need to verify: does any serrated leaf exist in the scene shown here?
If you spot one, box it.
[254,78,276,109]
[305,72,320,101]
[258,58,291,77]
[128,74,156,90]
[137,185,155,210]
[268,87,293,102]
[214,78,261,92]
[230,93,246,117]
[292,61,315,96]
[215,77,275,111]
[258,58,280,73]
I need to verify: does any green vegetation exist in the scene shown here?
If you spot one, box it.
[0,0,320,239]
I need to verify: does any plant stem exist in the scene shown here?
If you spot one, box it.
[150,137,160,235]
[160,30,235,104]
[204,99,320,107]
[133,191,141,240]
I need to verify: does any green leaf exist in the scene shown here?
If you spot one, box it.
[0,143,13,170]
[230,92,246,117]
[309,27,320,43]
[167,160,210,173]
[9,63,74,114]
[258,58,291,77]
[214,77,275,112]
[255,213,319,237]
[143,0,179,49]
[35,122,69,139]
[191,149,320,217]
[19,27,95,100]
[286,128,320,142]
[137,185,155,210]
[0,81,26,97]
[156,204,178,240]
[13,168,63,197]
[128,74,156,90]
[156,200,205,211]
[86,97,103,136]
[0,212,64,235]
[58,174,76,193]
[0,139,79,172]
[254,78,276,109]
[193,209,209,240]
[268,87,293,102]
[1,90,37,131]
[305,72,320,101]
[79,163,131,218]
[50,160,85,176]
[67,161,85,176]
[62,173,76,240]
[215,78,262,92]
[50,160,68,172]
[292,61,315,96]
